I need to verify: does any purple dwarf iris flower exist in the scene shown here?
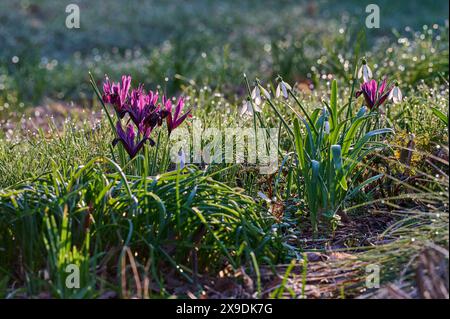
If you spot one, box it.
[113,121,154,158]
[104,75,191,159]
[164,97,191,135]
[127,87,166,134]
[355,79,393,110]
[127,85,151,126]
[102,75,131,118]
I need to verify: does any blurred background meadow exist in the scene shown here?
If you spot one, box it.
[0,0,448,110]
[0,0,448,299]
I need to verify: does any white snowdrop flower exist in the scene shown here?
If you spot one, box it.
[388,83,403,104]
[178,148,186,169]
[358,59,373,82]
[276,80,292,99]
[251,86,262,105]
[324,121,330,134]
[240,100,247,115]
[240,99,261,116]
[240,99,251,116]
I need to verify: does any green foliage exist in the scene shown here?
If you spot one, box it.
[42,210,95,298]
[290,80,393,231]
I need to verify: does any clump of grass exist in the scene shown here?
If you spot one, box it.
[0,157,283,298]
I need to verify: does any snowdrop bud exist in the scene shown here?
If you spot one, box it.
[358,59,373,83]
[178,148,186,169]
[356,106,367,117]
[257,191,271,203]
[388,83,403,104]
[259,86,271,99]
[324,121,330,134]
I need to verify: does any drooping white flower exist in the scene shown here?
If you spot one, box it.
[240,100,251,116]
[240,99,261,116]
[276,80,292,99]
[251,86,262,105]
[388,83,403,104]
[252,85,271,106]
[358,60,373,83]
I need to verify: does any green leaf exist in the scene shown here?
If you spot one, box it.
[341,116,365,156]
[331,145,343,171]
[339,176,348,191]
[430,107,448,126]
[352,128,394,154]
[311,160,320,181]
[331,144,348,191]
[293,118,305,170]
[310,108,322,126]
[341,109,373,157]
[330,79,338,130]
[301,118,316,160]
